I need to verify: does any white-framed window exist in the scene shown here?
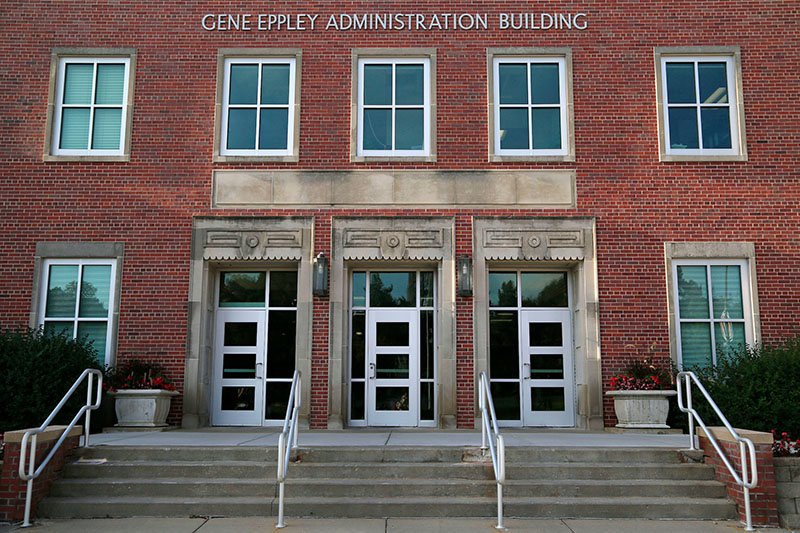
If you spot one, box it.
[51,57,131,157]
[357,57,431,157]
[672,259,754,369]
[37,259,118,366]
[220,57,297,156]
[493,56,569,157]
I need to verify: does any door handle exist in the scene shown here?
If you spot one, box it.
[369,363,376,379]
[256,362,264,380]
[523,362,530,380]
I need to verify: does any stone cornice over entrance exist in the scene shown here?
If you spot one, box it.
[212,169,576,209]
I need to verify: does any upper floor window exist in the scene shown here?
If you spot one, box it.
[47,52,135,160]
[655,47,746,161]
[354,52,434,160]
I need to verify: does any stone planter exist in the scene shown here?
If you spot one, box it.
[606,389,678,428]
[109,389,179,427]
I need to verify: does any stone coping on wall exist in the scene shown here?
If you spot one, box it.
[3,425,82,444]
[696,426,772,445]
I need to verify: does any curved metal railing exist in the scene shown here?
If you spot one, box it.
[677,370,758,531]
[19,368,103,527]
[276,370,301,529]
[478,372,506,530]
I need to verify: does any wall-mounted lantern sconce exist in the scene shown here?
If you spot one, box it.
[313,253,329,296]
[457,255,473,297]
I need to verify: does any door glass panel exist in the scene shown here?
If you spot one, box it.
[351,311,366,379]
[420,272,434,307]
[221,386,255,411]
[219,272,266,307]
[531,387,565,411]
[490,382,520,420]
[420,310,434,380]
[489,272,517,307]
[677,266,709,318]
[521,272,567,307]
[79,265,112,317]
[375,387,409,411]
[529,322,562,347]
[223,353,256,379]
[352,272,366,307]
[269,271,298,307]
[46,265,79,317]
[267,311,296,378]
[370,272,415,307]
[351,381,365,420]
[224,322,258,346]
[376,322,409,346]
[531,354,564,379]
[377,354,409,379]
[490,311,518,379]
[420,382,434,421]
[264,381,291,419]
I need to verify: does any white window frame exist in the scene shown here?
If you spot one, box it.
[51,57,131,157]
[493,56,569,158]
[356,57,432,157]
[661,55,740,157]
[37,258,118,366]
[672,259,754,369]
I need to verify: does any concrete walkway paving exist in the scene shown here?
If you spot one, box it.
[1,517,792,533]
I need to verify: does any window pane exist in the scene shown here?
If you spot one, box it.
[376,354,409,379]
[710,265,743,319]
[531,354,564,379]
[396,64,424,105]
[489,311,519,379]
[531,387,565,412]
[375,387,409,411]
[224,322,258,346]
[530,322,562,347]
[698,62,728,104]
[420,382,434,421]
[665,62,696,104]
[91,108,121,150]
[351,311,365,379]
[395,108,423,150]
[530,63,560,105]
[489,382,520,420]
[43,321,74,337]
[95,64,125,105]
[259,109,288,150]
[370,272,415,307]
[46,265,79,318]
[363,109,391,150]
[60,108,90,149]
[79,265,111,318]
[668,107,699,149]
[701,107,732,149]
[521,272,567,307]
[499,108,529,150]
[221,386,255,411]
[352,272,366,307]
[420,272,434,307]
[264,381,291,419]
[420,310,434,380]
[498,63,527,105]
[681,322,712,368]
[219,272,266,307]
[267,311,296,378]
[261,64,290,105]
[364,64,392,105]
[376,322,409,346]
[677,266,709,319]
[229,64,258,105]
[531,108,561,150]
[350,381,365,420]
[63,63,93,105]
[489,272,517,307]
[77,321,107,362]
[716,322,746,356]
[269,271,297,307]
[223,353,256,379]
[227,108,256,150]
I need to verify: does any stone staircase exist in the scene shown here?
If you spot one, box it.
[38,445,737,520]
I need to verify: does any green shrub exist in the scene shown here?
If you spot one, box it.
[688,335,800,439]
[0,327,103,434]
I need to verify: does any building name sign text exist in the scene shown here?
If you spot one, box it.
[201,12,589,32]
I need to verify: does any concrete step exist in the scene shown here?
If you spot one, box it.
[62,461,272,479]
[77,446,273,462]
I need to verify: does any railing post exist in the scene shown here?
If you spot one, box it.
[276,433,286,528]
[686,374,697,451]
[496,434,506,530]
[479,376,487,451]
[21,434,37,528]
[740,440,754,531]
[84,373,93,448]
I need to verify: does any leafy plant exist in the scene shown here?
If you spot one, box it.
[610,344,674,391]
[0,327,102,434]
[104,359,177,392]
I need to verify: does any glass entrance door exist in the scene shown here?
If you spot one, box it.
[367,309,418,426]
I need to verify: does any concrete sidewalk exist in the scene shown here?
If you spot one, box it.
[0,517,792,533]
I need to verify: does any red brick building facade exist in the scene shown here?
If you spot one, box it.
[1,2,798,430]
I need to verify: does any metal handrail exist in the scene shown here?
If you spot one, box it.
[478,372,506,530]
[677,371,758,531]
[276,369,301,529]
[18,368,103,528]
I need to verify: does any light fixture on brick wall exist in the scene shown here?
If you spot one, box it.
[313,253,329,296]
[457,255,473,297]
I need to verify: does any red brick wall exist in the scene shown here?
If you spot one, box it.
[699,434,780,527]
[0,435,80,522]
[0,2,798,428]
